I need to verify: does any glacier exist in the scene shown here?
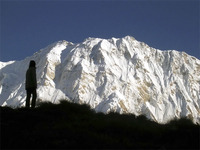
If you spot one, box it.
[0,36,200,124]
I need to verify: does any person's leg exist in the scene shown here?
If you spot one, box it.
[26,90,31,108]
[31,89,37,108]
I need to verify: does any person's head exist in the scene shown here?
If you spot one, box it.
[29,60,36,68]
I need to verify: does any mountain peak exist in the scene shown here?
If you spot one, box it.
[0,36,200,124]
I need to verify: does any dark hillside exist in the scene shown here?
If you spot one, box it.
[1,100,199,149]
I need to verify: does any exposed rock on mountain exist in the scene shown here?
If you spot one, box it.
[0,36,200,124]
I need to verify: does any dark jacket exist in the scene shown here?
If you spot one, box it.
[25,67,37,90]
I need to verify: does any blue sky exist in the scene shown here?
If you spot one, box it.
[0,0,199,62]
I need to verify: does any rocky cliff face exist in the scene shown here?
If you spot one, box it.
[0,36,200,124]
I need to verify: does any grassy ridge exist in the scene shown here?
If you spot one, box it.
[1,100,199,149]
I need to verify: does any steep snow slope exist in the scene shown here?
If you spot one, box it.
[0,36,200,124]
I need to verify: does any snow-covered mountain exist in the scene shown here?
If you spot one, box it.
[0,36,200,124]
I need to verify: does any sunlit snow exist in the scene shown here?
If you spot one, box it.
[0,36,200,124]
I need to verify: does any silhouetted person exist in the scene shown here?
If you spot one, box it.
[25,60,37,108]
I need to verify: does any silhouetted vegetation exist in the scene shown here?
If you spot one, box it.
[1,100,199,149]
